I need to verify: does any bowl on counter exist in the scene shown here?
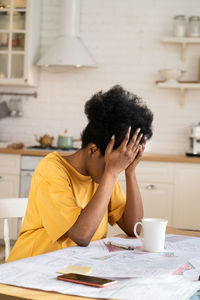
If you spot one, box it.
[159,69,186,82]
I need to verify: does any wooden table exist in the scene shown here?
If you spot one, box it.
[0,227,200,300]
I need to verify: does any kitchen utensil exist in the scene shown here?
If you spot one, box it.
[9,98,17,117]
[57,130,74,149]
[159,69,186,82]
[16,98,23,117]
[35,134,54,148]
[0,101,10,119]
[8,143,24,149]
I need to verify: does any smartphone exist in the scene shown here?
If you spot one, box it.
[57,273,117,288]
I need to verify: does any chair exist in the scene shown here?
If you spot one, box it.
[0,198,28,261]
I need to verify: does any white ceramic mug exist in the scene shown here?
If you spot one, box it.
[133,218,168,252]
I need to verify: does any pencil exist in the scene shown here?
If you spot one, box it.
[107,241,134,250]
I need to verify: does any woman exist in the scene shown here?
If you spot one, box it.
[7,85,153,262]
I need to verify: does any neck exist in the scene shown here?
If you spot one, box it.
[62,149,89,176]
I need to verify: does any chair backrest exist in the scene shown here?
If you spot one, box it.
[0,198,28,219]
[0,198,28,261]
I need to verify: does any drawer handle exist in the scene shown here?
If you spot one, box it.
[145,184,157,190]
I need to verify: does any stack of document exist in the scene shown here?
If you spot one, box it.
[0,235,200,300]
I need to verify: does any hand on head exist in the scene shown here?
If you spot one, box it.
[104,127,145,177]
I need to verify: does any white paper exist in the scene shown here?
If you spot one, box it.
[189,257,200,272]
[0,235,200,300]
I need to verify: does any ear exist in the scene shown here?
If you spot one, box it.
[87,143,99,157]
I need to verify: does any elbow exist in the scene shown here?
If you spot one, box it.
[68,232,92,247]
[123,223,142,237]
[128,232,135,237]
[125,230,135,237]
[67,226,94,247]
[76,239,90,247]
[121,225,136,237]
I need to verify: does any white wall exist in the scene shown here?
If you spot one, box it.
[0,0,200,154]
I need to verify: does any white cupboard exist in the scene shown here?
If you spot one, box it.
[108,162,174,237]
[0,0,41,86]
[0,154,21,240]
[138,182,174,225]
[0,153,20,197]
[173,163,200,230]
[136,161,174,225]
[109,160,200,236]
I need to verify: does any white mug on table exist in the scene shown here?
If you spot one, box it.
[133,218,168,252]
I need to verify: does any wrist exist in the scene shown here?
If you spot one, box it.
[104,167,118,181]
[125,169,136,179]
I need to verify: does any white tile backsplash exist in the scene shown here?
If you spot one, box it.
[0,0,200,153]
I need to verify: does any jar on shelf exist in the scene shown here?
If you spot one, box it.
[187,16,200,37]
[173,15,186,37]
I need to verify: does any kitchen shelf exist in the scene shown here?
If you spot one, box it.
[160,36,200,61]
[156,80,200,106]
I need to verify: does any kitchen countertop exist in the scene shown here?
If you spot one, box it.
[0,147,74,157]
[0,147,200,163]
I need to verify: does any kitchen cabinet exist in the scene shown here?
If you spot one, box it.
[108,162,175,236]
[118,161,175,223]
[0,153,20,197]
[0,154,20,240]
[173,163,200,230]
[136,161,174,225]
[135,161,200,230]
[0,0,41,86]
[110,160,200,236]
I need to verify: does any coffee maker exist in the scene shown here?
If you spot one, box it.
[186,122,200,157]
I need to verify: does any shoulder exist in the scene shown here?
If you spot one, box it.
[34,152,71,181]
[36,151,62,169]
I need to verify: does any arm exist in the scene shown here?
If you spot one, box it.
[117,139,145,237]
[67,169,117,246]
[67,130,142,246]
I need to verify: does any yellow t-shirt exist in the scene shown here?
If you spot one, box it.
[7,152,126,262]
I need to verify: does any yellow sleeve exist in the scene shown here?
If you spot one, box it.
[108,180,126,226]
[33,160,81,243]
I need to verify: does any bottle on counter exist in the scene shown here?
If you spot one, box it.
[187,16,200,37]
[173,15,186,37]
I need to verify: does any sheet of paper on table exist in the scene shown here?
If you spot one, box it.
[0,234,200,300]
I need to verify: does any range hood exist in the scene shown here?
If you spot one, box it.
[37,0,96,71]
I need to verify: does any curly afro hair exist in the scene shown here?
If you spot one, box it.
[81,85,153,155]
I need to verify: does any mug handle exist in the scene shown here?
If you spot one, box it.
[133,221,143,244]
